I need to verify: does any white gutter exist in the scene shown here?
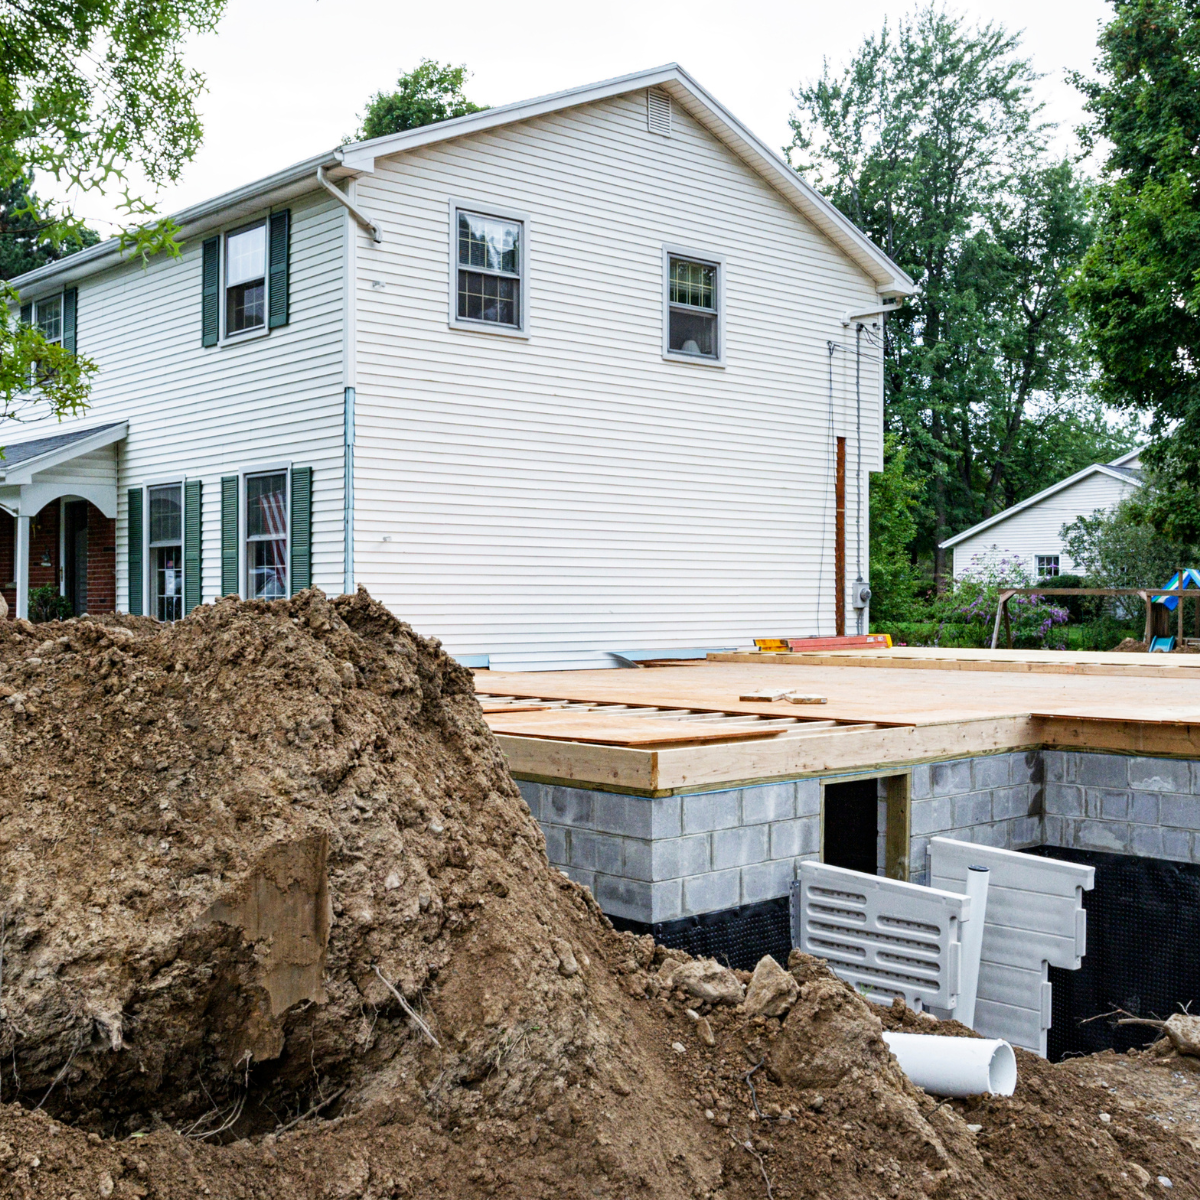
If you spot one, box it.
[317,166,381,243]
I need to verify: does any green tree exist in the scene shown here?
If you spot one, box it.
[1071,0,1200,542]
[0,180,99,281]
[868,434,924,621]
[358,60,486,140]
[0,0,225,423]
[792,7,1113,588]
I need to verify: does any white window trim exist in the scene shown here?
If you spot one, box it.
[145,480,185,622]
[661,244,725,368]
[33,293,64,348]
[447,198,530,339]
[240,464,292,602]
[218,217,271,347]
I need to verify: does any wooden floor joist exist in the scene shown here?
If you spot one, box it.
[475,657,1200,793]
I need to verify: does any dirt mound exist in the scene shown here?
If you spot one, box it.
[0,591,1195,1199]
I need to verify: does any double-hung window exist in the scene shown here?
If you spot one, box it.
[246,471,288,599]
[664,252,721,362]
[35,296,63,346]
[454,208,523,331]
[225,222,267,335]
[148,484,183,621]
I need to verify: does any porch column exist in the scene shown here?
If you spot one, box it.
[14,514,30,620]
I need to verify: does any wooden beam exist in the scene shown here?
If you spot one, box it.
[885,773,912,881]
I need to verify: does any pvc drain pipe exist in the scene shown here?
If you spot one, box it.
[958,865,990,1030]
[882,1031,1017,1098]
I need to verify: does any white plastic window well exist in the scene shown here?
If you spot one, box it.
[225,223,266,334]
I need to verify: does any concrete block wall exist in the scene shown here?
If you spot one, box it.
[908,752,1043,885]
[1044,751,1200,863]
[517,778,820,924]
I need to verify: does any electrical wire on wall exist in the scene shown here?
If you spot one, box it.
[852,319,885,634]
[816,340,843,635]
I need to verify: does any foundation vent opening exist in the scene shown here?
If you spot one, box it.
[647,89,672,136]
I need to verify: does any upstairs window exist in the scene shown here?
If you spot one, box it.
[149,483,183,621]
[246,471,288,599]
[455,209,522,329]
[36,295,63,345]
[225,222,267,335]
[666,254,720,360]
[1036,555,1060,579]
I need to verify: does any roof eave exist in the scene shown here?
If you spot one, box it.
[9,151,353,296]
[0,421,129,484]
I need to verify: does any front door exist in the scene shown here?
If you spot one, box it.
[63,501,88,616]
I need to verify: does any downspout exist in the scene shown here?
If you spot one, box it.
[344,386,355,595]
[317,165,382,244]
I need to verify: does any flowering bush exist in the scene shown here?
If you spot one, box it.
[935,554,1070,649]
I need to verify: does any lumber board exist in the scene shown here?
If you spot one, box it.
[482,711,779,746]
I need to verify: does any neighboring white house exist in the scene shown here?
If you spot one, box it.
[4,65,911,669]
[942,449,1143,580]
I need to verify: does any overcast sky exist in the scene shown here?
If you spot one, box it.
[70,0,1113,233]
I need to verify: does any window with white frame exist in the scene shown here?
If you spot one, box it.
[35,295,63,345]
[455,210,522,328]
[246,471,288,599]
[225,222,267,335]
[148,484,183,621]
[666,255,719,359]
[1036,555,1060,578]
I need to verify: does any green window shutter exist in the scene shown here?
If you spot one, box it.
[19,302,31,325]
[127,488,144,616]
[62,288,77,354]
[201,236,220,347]
[220,475,239,596]
[184,479,202,614]
[290,466,312,594]
[268,210,290,329]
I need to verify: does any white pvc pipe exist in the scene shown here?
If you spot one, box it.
[883,1031,1017,1098]
[957,865,990,1029]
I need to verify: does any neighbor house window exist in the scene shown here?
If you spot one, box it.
[666,255,720,359]
[149,483,183,621]
[1037,555,1060,579]
[225,222,267,335]
[455,210,522,328]
[246,471,288,599]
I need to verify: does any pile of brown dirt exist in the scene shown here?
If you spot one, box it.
[0,590,1196,1199]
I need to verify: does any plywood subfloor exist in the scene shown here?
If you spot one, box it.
[476,658,1200,728]
[709,646,1200,680]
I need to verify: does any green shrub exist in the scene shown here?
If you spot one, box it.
[28,585,72,623]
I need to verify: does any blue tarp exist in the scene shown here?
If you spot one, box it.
[1153,568,1200,611]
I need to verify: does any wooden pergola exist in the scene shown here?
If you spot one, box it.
[989,587,1199,650]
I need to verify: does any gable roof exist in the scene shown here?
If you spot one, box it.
[0,421,127,484]
[939,459,1142,550]
[11,64,912,299]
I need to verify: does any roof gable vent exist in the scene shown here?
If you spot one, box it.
[647,89,672,136]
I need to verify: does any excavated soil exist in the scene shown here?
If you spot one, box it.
[0,590,1196,1199]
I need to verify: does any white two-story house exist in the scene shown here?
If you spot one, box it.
[5,65,911,669]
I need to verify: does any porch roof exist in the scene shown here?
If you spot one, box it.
[0,421,127,518]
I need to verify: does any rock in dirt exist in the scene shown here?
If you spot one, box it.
[743,954,799,1017]
[657,956,744,1005]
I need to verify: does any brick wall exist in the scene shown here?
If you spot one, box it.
[85,504,116,613]
[0,513,12,616]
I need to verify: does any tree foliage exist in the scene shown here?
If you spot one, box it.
[1071,0,1200,542]
[0,0,223,424]
[868,434,923,620]
[791,7,1129,587]
[358,60,486,140]
[0,179,99,281]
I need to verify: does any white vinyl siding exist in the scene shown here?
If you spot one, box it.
[352,91,883,669]
[10,192,346,611]
[951,471,1138,579]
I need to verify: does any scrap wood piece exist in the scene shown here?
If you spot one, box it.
[784,693,827,705]
[738,689,828,705]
